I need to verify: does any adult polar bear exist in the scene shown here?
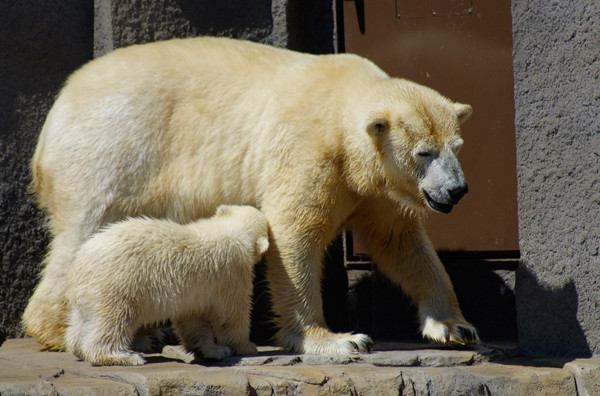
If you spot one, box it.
[24,37,478,355]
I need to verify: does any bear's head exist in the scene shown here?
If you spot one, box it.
[359,79,472,215]
[215,205,270,258]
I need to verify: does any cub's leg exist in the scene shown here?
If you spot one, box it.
[263,207,372,356]
[173,316,232,360]
[65,305,87,359]
[209,271,257,356]
[131,325,177,353]
[347,200,479,346]
[76,312,145,366]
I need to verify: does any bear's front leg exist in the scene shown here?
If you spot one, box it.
[264,215,372,356]
[348,201,479,346]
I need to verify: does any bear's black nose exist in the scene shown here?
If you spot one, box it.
[449,184,468,204]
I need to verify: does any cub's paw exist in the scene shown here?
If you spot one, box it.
[131,326,175,353]
[201,344,233,360]
[89,351,146,366]
[131,327,179,353]
[131,334,161,353]
[297,328,373,356]
[422,318,479,346]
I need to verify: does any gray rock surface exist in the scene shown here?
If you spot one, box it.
[564,358,600,396]
[2,338,592,395]
[0,0,93,339]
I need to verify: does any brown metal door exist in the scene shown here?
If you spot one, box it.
[341,0,518,252]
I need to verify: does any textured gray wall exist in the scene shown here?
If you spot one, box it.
[513,1,600,357]
[94,0,335,56]
[0,1,94,339]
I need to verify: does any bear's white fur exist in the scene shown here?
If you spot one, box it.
[65,205,269,366]
[24,37,478,355]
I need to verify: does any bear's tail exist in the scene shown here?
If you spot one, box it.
[29,131,46,207]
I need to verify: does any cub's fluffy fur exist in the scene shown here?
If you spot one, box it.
[66,205,269,366]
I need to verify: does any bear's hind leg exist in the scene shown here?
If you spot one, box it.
[22,231,83,351]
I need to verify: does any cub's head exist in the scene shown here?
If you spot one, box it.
[363,79,472,214]
[215,205,270,257]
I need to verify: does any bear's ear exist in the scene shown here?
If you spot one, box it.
[366,117,390,137]
[454,103,473,124]
[256,236,270,255]
[216,205,232,216]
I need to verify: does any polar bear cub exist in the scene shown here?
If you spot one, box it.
[65,205,269,366]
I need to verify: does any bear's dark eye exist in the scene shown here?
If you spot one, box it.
[417,151,432,158]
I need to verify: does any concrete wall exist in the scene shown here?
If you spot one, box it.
[94,0,335,56]
[0,1,94,341]
[513,1,600,357]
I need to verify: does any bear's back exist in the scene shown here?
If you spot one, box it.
[64,36,387,100]
[72,216,255,282]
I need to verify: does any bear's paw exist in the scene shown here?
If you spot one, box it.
[202,344,233,360]
[298,328,373,356]
[422,317,479,346]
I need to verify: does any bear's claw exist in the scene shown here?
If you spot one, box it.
[453,323,479,345]
[422,318,479,346]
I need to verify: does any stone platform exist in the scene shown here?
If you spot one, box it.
[1,338,598,395]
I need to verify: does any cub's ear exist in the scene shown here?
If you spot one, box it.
[366,117,390,137]
[216,205,232,216]
[454,103,473,124]
[256,237,270,255]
